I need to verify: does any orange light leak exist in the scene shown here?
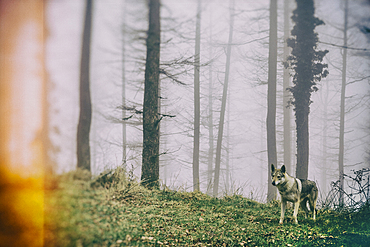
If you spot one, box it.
[0,0,45,246]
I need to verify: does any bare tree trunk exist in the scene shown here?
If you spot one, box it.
[77,0,93,172]
[122,0,127,169]
[338,0,348,207]
[283,0,292,174]
[266,0,278,202]
[162,105,168,184]
[193,0,201,191]
[321,80,328,196]
[207,6,214,195]
[141,0,161,189]
[226,91,231,194]
[213,0,234,197]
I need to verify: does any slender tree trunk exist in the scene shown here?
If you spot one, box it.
[226,91,231,194]
[141,0,161,189]
[207,6,214,195]
[213,0,234,197]
[338,0,348,207]
[266,0,278,202]
[283,0,291,174]
[122,0,127,168]
[193,0,201,191]
[321,81,328,196]
[77,0,93,171]
[162,105,168,184]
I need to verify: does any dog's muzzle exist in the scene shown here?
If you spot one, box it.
[272,181,276,186]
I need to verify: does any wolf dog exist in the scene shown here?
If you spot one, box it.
[271,164,318,224]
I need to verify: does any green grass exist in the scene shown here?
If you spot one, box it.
[44,172,370,247]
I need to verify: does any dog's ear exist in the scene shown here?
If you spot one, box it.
[271,164,275,172]
[281,165,286,173]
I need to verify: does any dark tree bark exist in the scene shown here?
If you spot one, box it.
[77,0,93,171]
[286,0,328,180]
[141,0,161,189]
[266,0,278,203]
[192,0,201,192]
[213,0,234,197]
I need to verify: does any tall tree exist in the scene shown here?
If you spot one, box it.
[77,0,93,171]
[193,0,201,192]
[122,0,127,168]
[266,0,278,202]
[338,0,349,206]
[207,7,214,195]
[283,0,292,175]
[286,0,328,180]
[213,0,234,197]
[141,0,161,189]
[226,89,231,194]
[320,79,329,196]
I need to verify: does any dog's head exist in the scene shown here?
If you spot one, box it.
[271,164,286,186]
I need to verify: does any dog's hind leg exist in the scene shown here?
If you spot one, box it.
[308,199,315,220]
[309,195,318,220]
[293,201,299,224]
[300,198,309,219]
[310,186,318,220]
[279,200,286,224]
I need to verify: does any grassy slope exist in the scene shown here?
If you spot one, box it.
[45,176,370,247]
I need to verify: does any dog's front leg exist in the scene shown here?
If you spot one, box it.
[279,200,286,224]
[293,201,299,224]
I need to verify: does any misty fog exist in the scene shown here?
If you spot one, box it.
[46,0,370,201]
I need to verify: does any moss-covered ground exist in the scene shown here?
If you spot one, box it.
[44,172,370,246]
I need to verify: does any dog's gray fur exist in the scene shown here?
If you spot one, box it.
[271,164,318,224]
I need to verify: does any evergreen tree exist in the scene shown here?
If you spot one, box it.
[285,0,329,179]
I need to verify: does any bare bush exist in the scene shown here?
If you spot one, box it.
[322,168,370,212]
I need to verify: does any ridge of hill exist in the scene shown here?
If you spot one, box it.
[44,171,370,246]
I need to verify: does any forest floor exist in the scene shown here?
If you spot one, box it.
[44,170,370,247]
